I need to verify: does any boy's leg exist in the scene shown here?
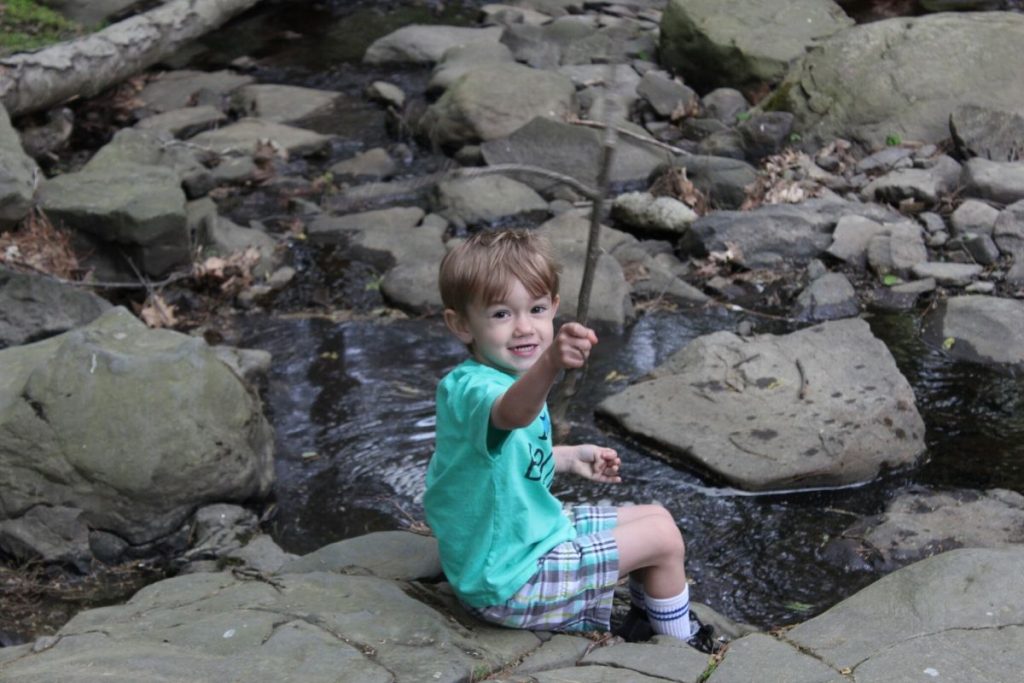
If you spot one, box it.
[612,506,695,641]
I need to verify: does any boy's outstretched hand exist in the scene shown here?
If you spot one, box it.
[556,444,621,483]
[550,322,598,370]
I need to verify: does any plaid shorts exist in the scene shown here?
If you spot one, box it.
[466,505,619,632]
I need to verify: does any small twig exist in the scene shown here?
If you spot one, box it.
[795,358,809,400]
[570,117,692,158]
[452,164,599,199]
[732,353,761,369]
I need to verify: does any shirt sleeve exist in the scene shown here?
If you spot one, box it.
[447,372,510,458]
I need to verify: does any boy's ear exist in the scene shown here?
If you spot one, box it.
[444,308,474,345]
[551,294,560,315]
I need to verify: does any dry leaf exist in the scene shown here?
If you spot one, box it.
[140,293,177,328]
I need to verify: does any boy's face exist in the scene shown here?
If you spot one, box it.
[444,278,559,376]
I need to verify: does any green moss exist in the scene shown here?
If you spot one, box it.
[0,0,83,57]
[760,80,795,113]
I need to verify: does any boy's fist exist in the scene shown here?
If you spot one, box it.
[551,322,598,369]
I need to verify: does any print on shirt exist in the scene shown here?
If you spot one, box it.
[524,409,555,486]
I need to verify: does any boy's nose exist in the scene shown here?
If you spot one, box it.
[513,314,532,334]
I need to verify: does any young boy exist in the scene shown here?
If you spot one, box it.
[424,229,714,650]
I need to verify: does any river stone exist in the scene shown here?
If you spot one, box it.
[329,148,398,180]
[225,535,297,575]
[0,504,91,571]
[826,488,1024,573]
[709,632,839,683]
[865,220,927,278]
[37,163,190,277]
[419,63,576,149]
[611,191,698,236]
[993,199,1024,256]
[136,70,255,115]
[922,295,1024,365]
[861,155,961,206]
[81,127,213,199]
[5,571,543,683]
[189,118,334,157]
[381,260,445,313]
[428,42,517,95]
[281,531,441,580]
[0,267,111,349]
[308,207,426,245]
[659,0,853,91]
[0,307,274,545]
[777,12,1024,149]
[636,71,699,118]
[434,175,549,226]
[680,203,834,268]
[232,84,343,125]
[950,104,1024,162]
[961,158,1024,205]
[200,214,278,279]
[481,117,670,193]
[596,318,925,491]
[134,106,228,139]
[794,272,859,322]
[0,104,39,229]
[786,547,1024,675]
[674,155,759,210]
[950,199,999,237]
[364,25,504,64]
[826,215,887,269]
[910,262,983,287]
[536,210,635,326]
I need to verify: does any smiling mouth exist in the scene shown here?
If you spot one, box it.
[509,343,538,356]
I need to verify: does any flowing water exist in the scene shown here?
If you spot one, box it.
[194,0,1024,629]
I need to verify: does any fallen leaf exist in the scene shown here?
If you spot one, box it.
[139,293,177,328]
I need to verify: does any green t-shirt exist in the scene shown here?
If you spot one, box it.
[424,359,575,607]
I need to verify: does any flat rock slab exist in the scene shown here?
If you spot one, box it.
[135,106,228,138]
[596,318,925,491]
[364,25,504,64]
[136,70,255,114]
[232,84,344,125]
[189,118,334,157]
[0,571,541,683]
[709,632,838,683]
[281,531,441,581]
[826,488,1024,572]
[785,547,1024,678]
[922,295,1024,366]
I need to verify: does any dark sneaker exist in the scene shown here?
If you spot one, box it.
[612,605,654,642]
[686,611,721,654]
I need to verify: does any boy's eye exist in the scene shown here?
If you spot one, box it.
[491,310,510,319]
[531,305,547,314]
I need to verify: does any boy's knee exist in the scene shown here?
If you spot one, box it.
[651,515,685,560]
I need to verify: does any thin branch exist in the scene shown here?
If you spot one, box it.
[451,164,599,199]
[570,117,692,159]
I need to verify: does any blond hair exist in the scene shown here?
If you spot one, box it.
[439,229,560,314]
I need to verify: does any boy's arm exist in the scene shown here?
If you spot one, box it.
[490,322,597,431]
[554,444,621,483]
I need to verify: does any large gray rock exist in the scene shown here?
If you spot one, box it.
[0,104,39,229]
[0,307,274,545]
[0,268,112,349]
[994,199,1024,256]
[785,547,1024,679]
[778,12,1024,149]
[481,117,672,194]
[188,118,334,157]
[923,295,1024,366]
[364,25,504,64]
[950,104,1024,162]
[674,156,759,210]
[0,504,91,571]
[136,70,255,115]
[794,272,859,322]
[960,158,1024,206]
[659,0,853,91]
[419,63,576,149]
[37,163,190,278]
[825,488,1024,573]
[428,42,517,95]
[597,318,926,491]
[680,203,834,268]
[281,531,441,581]
[861,155,961,206]
[434,175,549,226]
[231,84,344,125]
[0,570,541,683]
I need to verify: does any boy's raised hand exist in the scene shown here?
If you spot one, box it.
[570,444,621,483]
[551,322,598,370]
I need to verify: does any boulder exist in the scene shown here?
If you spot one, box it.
[0,268,111,349]
[427,42,517,95]
[0,307,274,546]
[777,12,1024,148]
[950,104,1024,163]
[960,158,1024,206]
[793,272,859,321]
[923,295,1024,366]
[419,63,576,149]
[434,175,549,226]
[861,155,961,206]
[0,105,40,229]
[659,0,853,91]
[865,221,928,278]
[596,318,926,491]
[363,25,504,64]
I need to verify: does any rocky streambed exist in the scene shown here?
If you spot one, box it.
[3,0,1024,680]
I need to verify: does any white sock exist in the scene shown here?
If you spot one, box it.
[645,585,694,640]
[628,576,646,610]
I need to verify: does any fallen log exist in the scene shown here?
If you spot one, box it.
[0,0,263,118]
